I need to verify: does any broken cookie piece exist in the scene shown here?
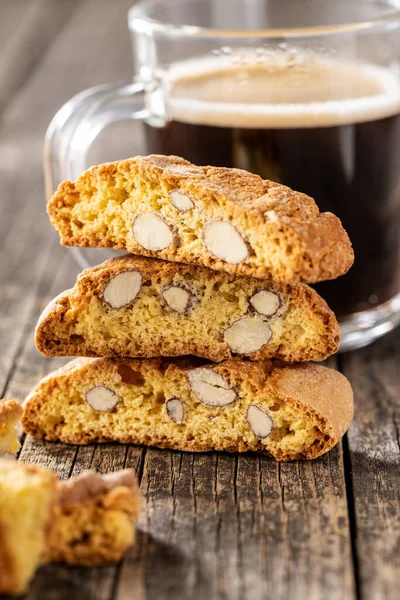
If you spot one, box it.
[47,154,354,283]
[46,469,140,565]
[0,459,57,596]
[0,461,140,595]
[22,356,354,461]
[0,399,22,455]
[35,255,340,363]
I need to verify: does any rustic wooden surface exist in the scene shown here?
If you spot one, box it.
[0,1,398,599]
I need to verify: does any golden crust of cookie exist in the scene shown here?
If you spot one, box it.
[21,357,354,461]
[48,155,354,283]
[35,255,340,363]
[46,470,140,565]
[0,400,22,454]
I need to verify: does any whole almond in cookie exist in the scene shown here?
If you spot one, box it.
[162,284,195,315]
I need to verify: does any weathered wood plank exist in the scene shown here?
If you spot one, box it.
[0,0,81,115]
[116,446,355,600]
[341,330,400,600]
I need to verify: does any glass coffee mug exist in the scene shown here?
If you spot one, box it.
[45,0,400,351]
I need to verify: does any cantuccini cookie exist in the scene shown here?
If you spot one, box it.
[36,255,340,363]
[22,357,354,461]
[48,154,354,283]
[0,399,22,454]
[46,469,140,565]
[0,459,56,596]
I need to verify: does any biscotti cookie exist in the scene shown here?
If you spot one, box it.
[36,255,340,363]
[0,399,22,454]
[0,459,56,596]
[46,469,140,565]
[48,154,354,283]
[22,357,354,461]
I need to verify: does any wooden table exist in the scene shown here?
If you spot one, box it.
[0,1,399,598]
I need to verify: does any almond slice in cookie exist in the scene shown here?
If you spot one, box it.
[247,405,274,438]
[187,368,236,407]
[133,213,177,251]
[85,386,119,412]
[203,221,248,264]
[103,271,142,309]
[166,398,185,423]
[169,190,194,212]
[224,317,272,354]
[250,290,282,318]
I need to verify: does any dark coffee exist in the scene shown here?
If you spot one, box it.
[144,60,400,316]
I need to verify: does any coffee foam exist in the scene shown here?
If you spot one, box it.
[167,56,400,128]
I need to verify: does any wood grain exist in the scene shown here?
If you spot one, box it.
[0,0,81,115]
[341,331,400,600]
[116,447,355,600]
[0,1,398,599]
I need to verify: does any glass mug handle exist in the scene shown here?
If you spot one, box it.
[44,81,149,200]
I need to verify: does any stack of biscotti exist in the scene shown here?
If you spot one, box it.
[22,155,355,461]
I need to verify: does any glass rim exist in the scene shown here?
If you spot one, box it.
[129,0,400,38]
